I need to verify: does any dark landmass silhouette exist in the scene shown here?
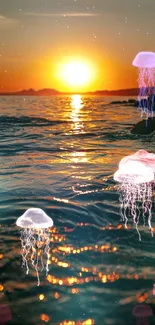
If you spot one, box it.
[0,87,139,96]
[110,99,137,105]
[0,88,60,96]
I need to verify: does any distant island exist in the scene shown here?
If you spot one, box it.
[0,88,139,96]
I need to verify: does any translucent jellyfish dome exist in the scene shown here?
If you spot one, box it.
[118,150,155,178]
[16,208,53,229]
[132,304,152,323]
[114,160,154,184]
[132,51,155,68]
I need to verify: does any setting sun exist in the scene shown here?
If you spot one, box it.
[61,61,91,86]
[54,57,96,91]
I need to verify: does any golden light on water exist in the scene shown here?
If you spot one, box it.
[38,294,45,301]
[0,284,4,291]
[70,94,85,136]
[69,95,89,165]
[40,314,50,322]
[71,151,88,164]
[71,94,84,110]
[1,221,154,325]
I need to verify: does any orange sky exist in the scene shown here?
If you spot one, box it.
[0,0,154,92]
[0,47,137,92]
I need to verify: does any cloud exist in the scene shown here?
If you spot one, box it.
[0,15,17,28]
[25,12,99,18]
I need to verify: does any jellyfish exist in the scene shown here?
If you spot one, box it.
[0,303,12,325]
[119,150,155,173]
[114,150,155,240]
[132,304,152,325]
[132,51,155,119]
[16,208,53,286]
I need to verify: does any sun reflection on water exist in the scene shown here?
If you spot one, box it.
[71,95,84,111]
[69,95,89,167]
[70,95,85,134]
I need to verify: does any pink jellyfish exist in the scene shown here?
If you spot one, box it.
[132,304,152,325]
[16,208,54,286]
[132,51,155,118]
[114,150,155,240]
[0,303,12,325]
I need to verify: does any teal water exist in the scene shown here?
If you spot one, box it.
[0,95,155,325]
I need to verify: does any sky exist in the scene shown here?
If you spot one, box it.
[0,0,155,92]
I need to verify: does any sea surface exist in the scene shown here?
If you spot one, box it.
[0,95,155,325]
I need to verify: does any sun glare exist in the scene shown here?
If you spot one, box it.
[62,61,90,86]
[56,58,95,89]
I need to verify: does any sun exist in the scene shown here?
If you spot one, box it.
[55,57,96,90]
[61,61,91,86]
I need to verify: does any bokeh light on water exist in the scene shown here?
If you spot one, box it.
[0,95,155,324]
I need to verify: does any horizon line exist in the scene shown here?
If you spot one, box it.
[0,87,140,94]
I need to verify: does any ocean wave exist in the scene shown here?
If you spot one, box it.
[0,115,66,127]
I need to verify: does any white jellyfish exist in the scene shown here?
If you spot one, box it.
[114,150,155,240]
[16,208,53,286]
[119,149,155,173]
[132,51,155,118]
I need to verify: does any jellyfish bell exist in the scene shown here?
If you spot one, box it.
[132,304,153,324]
[16,208,54,229]
[135,149,154,157]
[16,208,54,286]
[132,51,155,68]
[114,160,154,184]
[115,160,154,182]
[119,150,155,178]
[136,149,155,169]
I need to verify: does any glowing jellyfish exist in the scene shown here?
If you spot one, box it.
[132,304,152,325]
[132,51,155,118]
[114,150,155,240]
[16,208,53,286]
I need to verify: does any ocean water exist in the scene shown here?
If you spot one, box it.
[0,95,155,325]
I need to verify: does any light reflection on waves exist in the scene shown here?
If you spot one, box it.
[72,183,117,195]
[2,222,155,325]
[2,221,155,273]
[0,95,155,325]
